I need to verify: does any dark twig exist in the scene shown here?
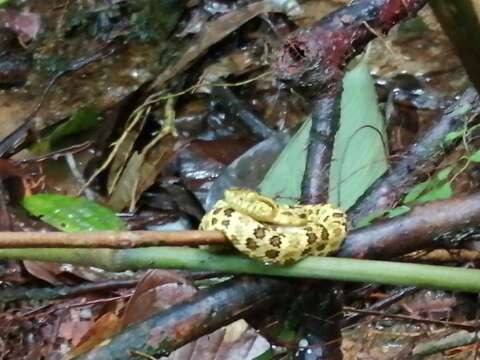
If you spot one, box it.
[301,91,342,204]
[344,307,477,331]
[0,279,138,303]
[342,286,417,327]
[348,87,479,226]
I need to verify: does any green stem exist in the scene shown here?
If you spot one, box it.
[2,247,480,292]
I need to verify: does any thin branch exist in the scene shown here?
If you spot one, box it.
[0,230,226,248]
[348,87,479,225]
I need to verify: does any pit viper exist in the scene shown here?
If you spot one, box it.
[200,188,347,265]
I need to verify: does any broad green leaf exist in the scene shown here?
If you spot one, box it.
[32,106,99,154]
[415,182,453,204]
[0,0,11,6]
[258,118,311,205]
[329,59,388,209]
[466,149,480,163]
[403,180,432,203]
[22,194,126,232]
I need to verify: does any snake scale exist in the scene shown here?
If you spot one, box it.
[200,188,347,265]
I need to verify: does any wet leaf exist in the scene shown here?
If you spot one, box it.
[258,119,311,205]
[205,133,289,209]
[121,270,196,327]
[151,1,275,89]
[166,320,270,360]
[329,58,388,209]
[22,194,126,231]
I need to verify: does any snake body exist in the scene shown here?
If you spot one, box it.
[200,188,347,265]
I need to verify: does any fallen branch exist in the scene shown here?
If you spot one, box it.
[348,87,479,225]
[412,330,480,358]
[75,276,293,360]
[339,192,480,259]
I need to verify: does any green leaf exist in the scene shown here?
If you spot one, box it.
[403,180,432,204]
[386,205,411,218]
[466,149,480,163]
[355,209,389,228]
[329,59,388,209]
[253,349,275,360]
[444,129,464,142]
[0,0,11,7]
[415,182,453,204]
[22,194,126,232]
[436,166,454,181]
[258,118,311,205]
[354,205,410,228]
[32,106,99,154]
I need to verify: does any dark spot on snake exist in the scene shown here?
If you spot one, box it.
[299,213,307,219]
[306,232,317,244]
[269,236,282,248]
[319,225,329,241]
[305,226,313,232]
[211,218,218,225]
[246,238,259,250]
[284,258,296,265]
[221,220,230,227]
[316,242,327,252]
[212,208,222,215]
[301,248,311,256]
[254,227,266,239]
[322,215,330,222]
[265,249,280,259]
[283,211,293,216]
[224,208,235,217]
[333,212,344,218]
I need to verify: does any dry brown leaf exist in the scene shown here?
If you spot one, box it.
[164,320,270,360]
[121,270,197,328]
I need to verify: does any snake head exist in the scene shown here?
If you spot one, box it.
[224,188,278,222]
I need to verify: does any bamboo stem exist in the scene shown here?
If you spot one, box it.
[1,246,480,293]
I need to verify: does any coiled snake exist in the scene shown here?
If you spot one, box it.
[200,188,347,265]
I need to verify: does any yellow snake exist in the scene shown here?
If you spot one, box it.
[200,188,347,265]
